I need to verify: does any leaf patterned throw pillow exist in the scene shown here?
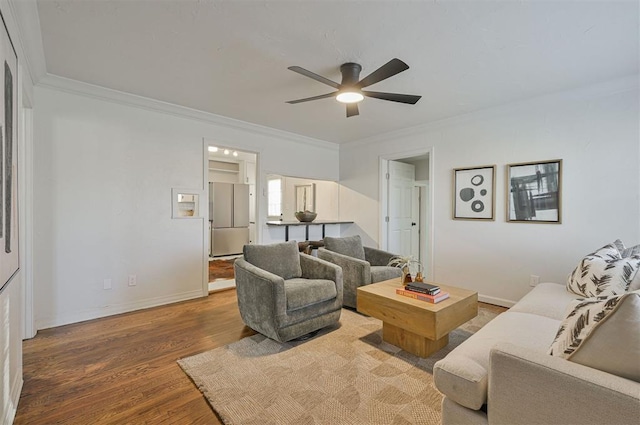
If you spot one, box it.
[566,244,640,297]
[549,290,640,381]
[613,238,640,258]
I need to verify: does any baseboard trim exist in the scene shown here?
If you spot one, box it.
[478,294,516,308]
[36,290,204,330]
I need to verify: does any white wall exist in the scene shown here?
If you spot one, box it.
[34,85,339,329]
[340,76,640,306]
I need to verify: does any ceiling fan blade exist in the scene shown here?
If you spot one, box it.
[362,90,421,104]
[288,66,341,89]
[286,92,337,104]
[357,58,409,88]
[346,103,359,118]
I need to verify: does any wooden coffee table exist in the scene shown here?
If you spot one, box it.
[357,279,478,357]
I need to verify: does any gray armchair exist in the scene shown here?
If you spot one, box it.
[234,240,343,342]
[317,235,401,308]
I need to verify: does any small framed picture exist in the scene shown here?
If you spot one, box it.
[507,159,562,223]
[453,165,496,220]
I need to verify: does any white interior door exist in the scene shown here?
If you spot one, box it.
[388,161,415,256]
[411,186,420,261]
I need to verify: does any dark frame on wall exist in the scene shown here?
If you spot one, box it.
[0,9,18,294]
[506,159,562,224]
[453,165,496,221]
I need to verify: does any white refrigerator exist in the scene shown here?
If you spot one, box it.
[209,182,250,256]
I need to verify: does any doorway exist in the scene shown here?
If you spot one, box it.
[204,143,258,293]
[380,148,434,280]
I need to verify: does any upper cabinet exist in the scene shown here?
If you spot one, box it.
[241,161,256,185]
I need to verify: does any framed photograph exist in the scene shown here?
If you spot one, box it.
[0,11,18,293]
[507,159,562,223]
[453,165,496,220]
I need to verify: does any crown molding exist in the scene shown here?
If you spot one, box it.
[4,0,46,86]
[343,74,639,150]
[37,73,339,152]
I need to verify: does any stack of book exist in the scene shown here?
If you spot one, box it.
[396,282,450,303]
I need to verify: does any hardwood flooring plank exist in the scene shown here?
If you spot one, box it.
[15,290,507,424]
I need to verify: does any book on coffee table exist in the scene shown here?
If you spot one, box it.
[396,287,450,303]
[406,282,441,295]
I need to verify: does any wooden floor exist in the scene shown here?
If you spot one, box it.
[14,291,506,425]
[14,290,255,425]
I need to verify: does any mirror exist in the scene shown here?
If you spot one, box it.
[295,184,315,212]
[267,174,339,222]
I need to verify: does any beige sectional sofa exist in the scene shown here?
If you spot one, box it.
[433,282,640,425]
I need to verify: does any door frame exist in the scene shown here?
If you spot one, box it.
[379,146,435,281]
[201,139,261,296]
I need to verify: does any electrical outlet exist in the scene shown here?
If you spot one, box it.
[530,275,540,287]
[103,279,112,290]
[128,274,137,286]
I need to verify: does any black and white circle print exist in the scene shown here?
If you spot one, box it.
[471,175,484,186]
[456,169,493,219]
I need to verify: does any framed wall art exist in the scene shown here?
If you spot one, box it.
[0,11,18,293]
[507,159,562,223]
[453,165,496,220]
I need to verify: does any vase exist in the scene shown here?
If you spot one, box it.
[401,265,412,285]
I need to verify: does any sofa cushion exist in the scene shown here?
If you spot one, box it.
[323,235,366,261]
[284,278,337,312]
[548,290,640,382]
[243,240,302,280]
[509,282,579,321]
[370,265,402,283]
[566,244,640,297]
[434,310,561,410]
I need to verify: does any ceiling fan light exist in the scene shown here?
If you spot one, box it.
[336,91,364,104]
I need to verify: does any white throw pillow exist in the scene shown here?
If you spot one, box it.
[549,291,640,382]
[613,238,640,258]
[566,244,640,297]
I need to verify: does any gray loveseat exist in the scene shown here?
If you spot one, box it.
[318,235,402,308]
[234,240,343,342]
[433,282,640,424]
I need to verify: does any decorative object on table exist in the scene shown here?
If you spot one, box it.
[507,159,562,223]
[294,210,317,222]
[453,165,496,220]
[0,10,18,293]
[388,255,422,285]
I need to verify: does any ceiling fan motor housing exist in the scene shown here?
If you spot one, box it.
[340,63,362,87]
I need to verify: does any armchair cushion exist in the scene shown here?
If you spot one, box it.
[243,240,302,280]
[323,235,366,261]
[284,278,338,312]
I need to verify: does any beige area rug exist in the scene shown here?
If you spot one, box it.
[178,308,498,425]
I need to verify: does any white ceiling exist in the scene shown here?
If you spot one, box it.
[35,1,638,144]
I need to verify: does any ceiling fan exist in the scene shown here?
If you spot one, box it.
[286,58,421,118]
